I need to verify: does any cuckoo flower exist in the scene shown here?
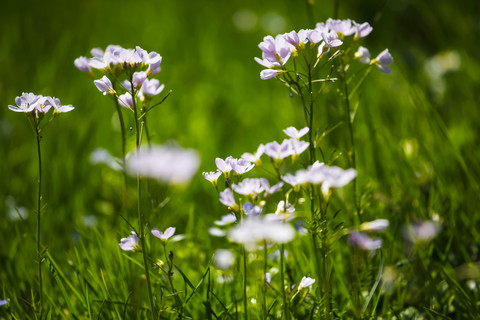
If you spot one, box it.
[94,76,115,95]
[46,97,75,115]
[141,78,165,98]
[349,231,382,250]
[298,276,316,290]
[119,231,141,252]
[360,219,390,232]
[127,145,200,184]
[242,144,265,165]
[283,126,309,139]
[354,46,371,64]
[232,178,265,197]
[202,171,222,187]
[151,227,176,245]
[118,92,134,109]
[352,21,373,40]
[219,189,239,210]
[372,49,394,74]
[8,92,43,113]
[326,18,354,38]
[74,56,91,72]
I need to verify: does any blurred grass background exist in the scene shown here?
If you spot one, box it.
[1,0,480,317]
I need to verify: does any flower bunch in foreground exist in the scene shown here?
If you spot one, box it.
[255,18,393,79]
[8,92,74,118]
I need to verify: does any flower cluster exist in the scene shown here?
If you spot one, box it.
[255,18,393,79]
[119,227,176,252]
[8,92,74,118]
[204,126,357,250]
[75,45,165,109]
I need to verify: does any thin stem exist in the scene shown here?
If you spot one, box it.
[111,82,128,187]
[34,118,43,310]
[243,246,248,320]
[164,246,181,314]
[343,76,360,221]
[319,195,331,319]
[280,244,291,320]
[263,241,268,319]
[131,77,156,319]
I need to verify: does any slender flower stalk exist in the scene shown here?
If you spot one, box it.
[243,246,248,320]
[111,82,128,186]
[280,244,291,319]
[130,76,156,319]
[34,117,44,309]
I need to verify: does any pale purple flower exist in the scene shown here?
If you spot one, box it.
[0,299,9,306]
[308,164,357,196]
[146,51,162,75]
[229,217,295,251]
[349,231,382,250]
[90,47,104,58]
[242,144,265,165]
[298,276,316,290]
[260,69,281,80]
[326,18,354,37]
[359,219,389,232]
[354,46,371,64]
[219,188,238,209]
[214,214,237,226]
[216,156,234,176]
[260,178,283,196]
[94,76,115,95]
[318,31,343,56]
[118,92,134,108]
[283,29,308,49]
[282,170,310,189]
[402,221,440,243]
[232,178,264,197]
[141,78,165,97]
[151,227,176,245]
[127,144,200,184]
[352,21,373,40]
[243,202,263,217]
[133,71,148,87]
[74,56,91,72]
[275,200,295,214]
[230,158,255,175]
[8,92,44,113]
[264,139,292,160]
[283,126,309,139]
[288,139,309,158]
[46,97,74,114]
[314,22,329,34]
[372,49,394,74]
[119,231,141,252]
[202,171,222,186]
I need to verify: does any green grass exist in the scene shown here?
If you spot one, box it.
[1,0,480,318]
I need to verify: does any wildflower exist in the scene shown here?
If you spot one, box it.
[127,144,200,184]
[402,221,440,243]
[229,217,295,251]
[265,272,272,284]
[74,56,91,72]
[219,188,239,211]
[141,78,165,98]
[308,164,357,197]
[242,144,265,165]
[214,249,235,270]
[352,21,373,41]
[214,214,237,226]
[326,18,354,38]
[354,46,371,64]
[282,170,309,191]
[232,178,264,197]
[359,219,389,232]
[298,276,315,290]
[209,227,226,237]
[229,158,255,175]
[283,29,308,51]
[260,69,282,80]
[8,92,44,113]
[283,126,309,139]
[0,299,9,306]
[243,202,263,217]
[318,31,343,56]
[117,92,134,109]
[264,139,293,161]
[349,231,382,250]
[288,139,309,159]
[216,156,234,177]
[151,227,176,245]
[202,171,222,187]
[94,76,115,95]
[371,49,394,74]
[119,231,141,252]
[260,178,283,196]
[46,97,75,115]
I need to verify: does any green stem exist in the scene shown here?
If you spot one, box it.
[343,76,360,221]
[280,244,291,320]
[131,78,156,319]
[243,246,248,320]
[164,246,181,314]
[111,82,128,187]
[263,241,268,319]
[319,195,331,319]
[34,118,44,310]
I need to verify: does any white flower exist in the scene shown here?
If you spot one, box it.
[298,276,316,290]
[359,219,389,232]
[214,249,235,270]
[119,231,141,252]
[354,46,371,64]
[127,144,199,184]
[151,227,176,245]
[283,126,309,139]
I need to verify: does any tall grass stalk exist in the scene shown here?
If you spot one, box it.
[34,117,44,310]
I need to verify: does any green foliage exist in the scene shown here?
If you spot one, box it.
[1,0,480,319]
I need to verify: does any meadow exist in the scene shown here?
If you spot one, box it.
[1,0,480,319]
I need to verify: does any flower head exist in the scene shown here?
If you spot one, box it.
[0,299,10,306]
[371,49,394,74]
[359,219,389,232]
[219,188,239,211]
[94,76,115,95]
[151,227,176,245]
[8,92,44,113]
[119,231,141,252]
[202,171,222,187]
[74,56,91,72]
[127,144,200,185]
[242,144,265,165]
[283,126,309,139]
[349,231,382,250]
[298,276,316,290]
[354,46,371,64]
[118,92,134,109]
[214,249,235,270]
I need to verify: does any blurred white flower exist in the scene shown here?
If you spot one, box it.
[359,219,389,232]
[402,221,440,243]
[214,249,235,270]
[298,276,315,290]
[127,144,199,184]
